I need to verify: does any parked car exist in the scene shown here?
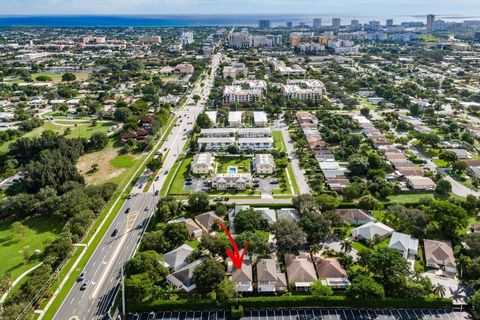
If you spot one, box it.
[270,180,278,184]
[155,190,159,196]
[144,207,150,211]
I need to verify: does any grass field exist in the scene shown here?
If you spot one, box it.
[169,157,193,195]
[32,72,90,84]
[358,97,378,111]
[110,154,137,169]
[0,216,63,280]
[215,157,252,173]
[0,121,118,155]
[385,193,435,204]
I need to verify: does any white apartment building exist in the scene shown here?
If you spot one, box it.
[253,111,268,127]
[191,153,215,175]
[200,128,236,137]
[237,127,271,138]
[204,111,217,126]
[180,32,194,45]
[212,173,252,190]
[175,63,194,74]
[227,32,252,49]
[255,154,276,174]
[269,58,306,76]
[228,111,243,127]
[281,79,325,101]
[223,62,248,79]
[238,137,274,151]
[197,137,236,151]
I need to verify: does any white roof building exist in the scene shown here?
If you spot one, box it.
[389,232,419,258]
[253,111,268,127]
[163,244,194,271]
[277,208,300,223]
[205,111,217,125]
[228,111,243,127]
[351,221,394,241]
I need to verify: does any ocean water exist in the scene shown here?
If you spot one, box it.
[0,14,477,28]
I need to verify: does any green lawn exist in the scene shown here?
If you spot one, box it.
[272,131,285,152]
[254,230,270,242]
[385,193,435,204]
[110,154,136,169]
[0,216,63,279]
[432,159,449,168]
[32,72,90,84]
[169,157,193,195]
[186,240,199,249]
[215,157,251,174]
[358,97,378,111]
[351,241,370,252]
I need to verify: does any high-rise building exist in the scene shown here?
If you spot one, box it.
[286,21,293,28]
[258,20,271,29]
[313,18,322,29]
[434,19,446,31]
[386,19,394,27]
[474,32,480,43]
[426,14,435,33]
[180,32,194,45]
[332,18,341,29]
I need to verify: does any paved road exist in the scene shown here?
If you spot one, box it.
[54,193,154,320]
[128,308,472,320]
[53,52,223,320]
[273,115,311,195]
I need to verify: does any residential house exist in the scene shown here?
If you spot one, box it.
[277,208,300,223]
[314,257,350,288]
[336,209,376,225]
[163,244,194,271]
[205,111,217,126]
[254,207,277,225]
[424,239,457,273]
[255,154,275,175]
[405,176,436,191]
[285,252,317,291]
[166,259,203,292]
[194,211,224,232]
[389,232,419,258]
[191,153,215,175]
[229,255,253,292]
[181,218,203,239]
[351,221,394,241]
[257,258,287,292]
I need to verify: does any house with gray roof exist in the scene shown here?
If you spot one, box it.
[164,244,194,271]
[257,258,287,292]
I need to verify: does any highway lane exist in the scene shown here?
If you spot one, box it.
[52,52,223,320]
[54,192,152,320]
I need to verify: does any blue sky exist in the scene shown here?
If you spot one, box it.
[2,0,480,16]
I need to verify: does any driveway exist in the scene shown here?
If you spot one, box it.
[423,271,471,305]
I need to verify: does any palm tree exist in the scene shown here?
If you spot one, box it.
[433,283,446,298]
[309,244,321,255]
[340,239,353,254]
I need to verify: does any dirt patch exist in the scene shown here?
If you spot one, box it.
[77,148,131,185]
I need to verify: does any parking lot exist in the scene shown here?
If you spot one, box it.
[127,308,472,320]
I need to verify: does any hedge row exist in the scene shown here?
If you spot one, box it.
[128,295,453,312]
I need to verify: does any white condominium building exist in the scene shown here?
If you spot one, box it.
[269,58,306,76]
[223,80,267,104]
[180,32,194,45]
[191,153,215,174]
[281,79,325,101]
[223,62,248,79]
[238,137,274,151]
[197,137,236,151]
[227,32,252,49]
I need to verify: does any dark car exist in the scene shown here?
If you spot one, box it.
[125,208,130,214]
[270,180,278,184]
[155,190,159,196]
[185,181,192,185]
[76,272,85,282]
[111,229,118,237]
[80,280,89,291]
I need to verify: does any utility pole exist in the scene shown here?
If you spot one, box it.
[121,265,126,319]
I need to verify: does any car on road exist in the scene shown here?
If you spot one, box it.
[154,190,159,196]
[80,280,89,291]
[144,207,150,211]
[111,229,118,237]
[127,194,132,200]
[77,272,86,282]
[138,184,143,189]
[125,208,130,214]
[164,170,169,175]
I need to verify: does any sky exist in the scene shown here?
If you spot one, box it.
[2,0,480,16]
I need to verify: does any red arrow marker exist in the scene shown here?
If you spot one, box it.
[217,222,249,270]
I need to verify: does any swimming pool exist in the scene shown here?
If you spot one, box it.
[227,166,238,174]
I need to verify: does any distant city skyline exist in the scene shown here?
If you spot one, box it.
[2,0,480,16]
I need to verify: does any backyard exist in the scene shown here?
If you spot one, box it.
[215,156,252,174]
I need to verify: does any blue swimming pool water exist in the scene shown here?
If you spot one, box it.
[228,167,237,174]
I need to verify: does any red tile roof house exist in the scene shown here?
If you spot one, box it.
[141,114,156,128]
[121,128,149,143]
